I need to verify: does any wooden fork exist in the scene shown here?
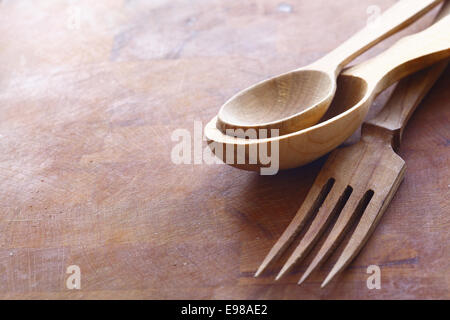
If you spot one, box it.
[254,59,449,287]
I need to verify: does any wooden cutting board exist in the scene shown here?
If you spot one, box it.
[0,0,448,299]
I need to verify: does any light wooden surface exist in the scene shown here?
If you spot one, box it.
[0,0,448,299]
[216,0,444,136]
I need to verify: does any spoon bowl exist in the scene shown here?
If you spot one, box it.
[217,69,335,136]
[206,74,369,170]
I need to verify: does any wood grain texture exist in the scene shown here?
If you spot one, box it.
[0,0,448,299]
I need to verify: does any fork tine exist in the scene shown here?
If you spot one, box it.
[298,189,374,285]
[321,168,405,287]
[275,182,350,280]
[254,175,335,277]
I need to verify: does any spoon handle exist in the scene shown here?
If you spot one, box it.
[364,59,448,150]
[311,0,443,73]
[345,1,450,95]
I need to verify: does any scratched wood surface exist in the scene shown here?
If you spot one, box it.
[0,0,448,299]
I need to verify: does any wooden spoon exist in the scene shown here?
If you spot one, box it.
[205,2,450,171]
[216,0,443,137]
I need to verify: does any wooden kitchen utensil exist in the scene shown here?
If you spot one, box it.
[256,58,449,285]
[216,0,444,136]
[205,1,450,171]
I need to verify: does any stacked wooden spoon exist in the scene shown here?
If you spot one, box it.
[205,0,450,171]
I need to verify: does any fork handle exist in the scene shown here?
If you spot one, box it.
[364,59,448,149]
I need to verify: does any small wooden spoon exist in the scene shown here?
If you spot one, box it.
[216,0,443,136]
[205,3,450,171]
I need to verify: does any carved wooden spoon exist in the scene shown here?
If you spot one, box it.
[205,2,450,171]
[216,0,443,136]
